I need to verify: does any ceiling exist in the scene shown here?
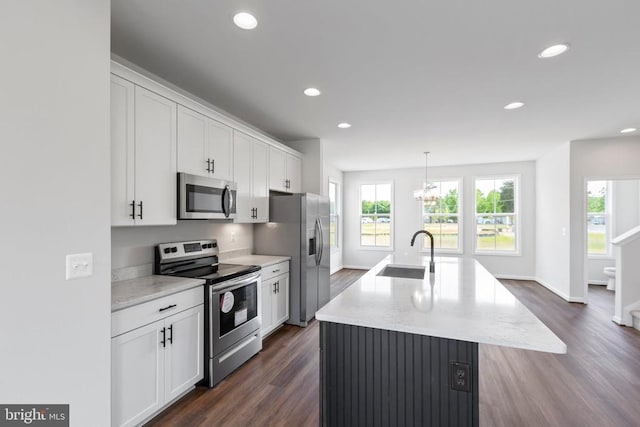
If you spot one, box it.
[111,0,640,171]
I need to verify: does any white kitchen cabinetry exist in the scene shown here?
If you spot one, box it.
[260,261,290,337]
[177,105,233,181]
[233,131,269,222]
[111,288,204,427]
[110,74,177,226]
[269,147,302,193]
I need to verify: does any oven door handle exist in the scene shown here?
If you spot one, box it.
[210,272,260,294]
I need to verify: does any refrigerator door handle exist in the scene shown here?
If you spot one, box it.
[317,218,324,264]
[314,218,321,266]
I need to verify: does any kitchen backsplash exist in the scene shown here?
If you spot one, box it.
[111,222,253,282]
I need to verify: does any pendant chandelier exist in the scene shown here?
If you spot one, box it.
[413,152,437,203]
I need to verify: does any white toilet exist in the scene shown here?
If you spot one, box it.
[604,267,616,291]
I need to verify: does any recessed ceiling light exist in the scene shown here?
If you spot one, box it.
[337,122,352,129]
[233,12,258,30]
[303,88,321,97]
[538,43,570,58]
[504,102,525,110]
[620,128,637,134]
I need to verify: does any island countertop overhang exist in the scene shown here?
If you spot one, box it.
[316,254,567,354]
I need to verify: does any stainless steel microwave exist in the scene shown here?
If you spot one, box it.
[178,173,237,220]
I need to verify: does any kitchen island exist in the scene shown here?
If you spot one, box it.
[315,255,566,426]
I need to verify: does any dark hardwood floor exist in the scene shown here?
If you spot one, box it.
[329,268,367,299]
[147,275,640,427]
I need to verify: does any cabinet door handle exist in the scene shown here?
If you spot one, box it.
[130,200,136,219]
[159,304,177,312]
[211,159,215,174]
[137,201,143,219]
[272,283,276,294]
[168,324,173,344]
[206,158,211,173]
[161,327,166,348]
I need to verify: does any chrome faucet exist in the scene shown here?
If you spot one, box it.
[410,230,435,273]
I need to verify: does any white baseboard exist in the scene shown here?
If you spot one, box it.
[330,265,343,275]
[612,315,624,325]
[341,264,371,270]
[494,274,537,281]
[534,277,586,303]
[588,280,607,286]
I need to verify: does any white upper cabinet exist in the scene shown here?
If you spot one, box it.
[177,105,233,181]
[269,146,302,193]
[110,74,136,226]
[110,74,177,226]
[234,131,269,223]
[287,154,302,193]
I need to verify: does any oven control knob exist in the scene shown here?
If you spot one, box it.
[170,247,178,253]
[163,248,171,254]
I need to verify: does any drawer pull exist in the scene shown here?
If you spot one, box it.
[159,304,177,312]
[272,269,280,273]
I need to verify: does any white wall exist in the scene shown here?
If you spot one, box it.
[536,143,572,298]
[569,136,640,301]
[343,161,536,278]
[0,1,111,424]
[112,222,254,269]
[588,180,640,284]
[325,163,345,273]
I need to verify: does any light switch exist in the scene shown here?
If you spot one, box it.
[65,253,93,280]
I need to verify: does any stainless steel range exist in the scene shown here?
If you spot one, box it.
[155,239,262,387]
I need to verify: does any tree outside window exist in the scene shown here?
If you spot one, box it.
[422,180,460,251]
[360,183,392,247]
[587,180,609,255]
[475,177,517,252]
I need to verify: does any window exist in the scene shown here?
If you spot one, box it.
[329,180,339,250]
[475,177,517,252]
[360,183,392,248]
[587,180,610,256]
[421,180,461,252]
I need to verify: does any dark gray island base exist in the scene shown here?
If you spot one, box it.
[320,321,479,427]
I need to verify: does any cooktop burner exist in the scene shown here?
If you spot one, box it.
[155,239,260,285]
[169,263,260,284]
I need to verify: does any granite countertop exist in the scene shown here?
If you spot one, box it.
[316,254,567,354]
[112,275,205,312]
[224,254,290,268]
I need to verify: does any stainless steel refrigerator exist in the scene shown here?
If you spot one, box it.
[254,193,330,327]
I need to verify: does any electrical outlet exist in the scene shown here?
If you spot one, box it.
[65,252,93,280]
[450,362,471,392]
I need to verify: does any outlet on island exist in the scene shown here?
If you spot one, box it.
[450,361,471,392]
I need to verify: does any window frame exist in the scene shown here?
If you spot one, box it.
[328,179,340,252]
[587,180,612,259]
[419,177,463,254]
[358,181,394,251]
[473,175,521,256]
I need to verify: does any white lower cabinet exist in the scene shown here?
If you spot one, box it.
[111,288,204,427]
[260,261,290,337]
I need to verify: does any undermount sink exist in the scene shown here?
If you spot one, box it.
[377,264,426,279]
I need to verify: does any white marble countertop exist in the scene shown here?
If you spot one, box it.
[112,275,205,312]
[224,254,290,268]
[316,254,567,354]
